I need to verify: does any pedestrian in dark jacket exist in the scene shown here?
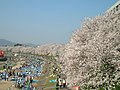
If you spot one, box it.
[56,78,59,90]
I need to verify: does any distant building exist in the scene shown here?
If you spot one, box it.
[107,0,120,14]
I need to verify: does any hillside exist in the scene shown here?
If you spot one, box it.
[0,39,15,46]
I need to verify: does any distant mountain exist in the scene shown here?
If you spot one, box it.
[0,39,15,46]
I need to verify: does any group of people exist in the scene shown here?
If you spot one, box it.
[56,76,66,90]
[0,71,9,80]
[14,75,34,90]
[0,60,43,90]
[52,63,67,90]
[14,61,42,90]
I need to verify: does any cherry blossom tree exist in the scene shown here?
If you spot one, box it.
[59,13,120,89]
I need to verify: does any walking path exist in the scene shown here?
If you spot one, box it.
[38,61,50,90]
[38,57,69,90]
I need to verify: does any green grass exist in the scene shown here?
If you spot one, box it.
[35,55,61,90]
[45,75,56,88]
[44,61,57,88]
[0,67,4,70]
[12,63,17,67]
[40,59,57,89]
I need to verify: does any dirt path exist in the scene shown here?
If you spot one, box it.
[12,61,25,69]
[0,80,16,90]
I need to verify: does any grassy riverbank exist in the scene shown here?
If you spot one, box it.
[37,55,58,90]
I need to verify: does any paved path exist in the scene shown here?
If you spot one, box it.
[38,59,70,90]
[38,61,50,90]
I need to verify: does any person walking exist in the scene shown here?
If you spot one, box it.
[30,76,33,85]
[59,78,62,89]
[6,74,9,81]
[62,78,66,88]
[56,78,59,90]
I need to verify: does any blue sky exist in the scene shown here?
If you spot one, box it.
[0,0,118,45]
